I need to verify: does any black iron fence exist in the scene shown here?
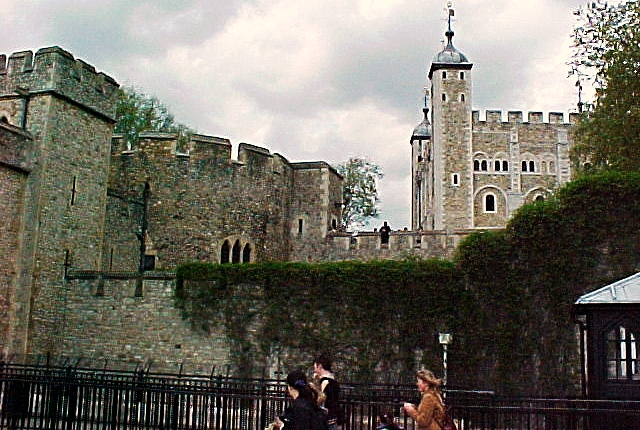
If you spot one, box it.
[1,361,639,430]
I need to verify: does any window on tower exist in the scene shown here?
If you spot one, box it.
[460,94,465,102]
[442,71,447,79]
[451,173,459,186]
[484,194,496,213]
[442,93,446,102]
[460,71,465,80]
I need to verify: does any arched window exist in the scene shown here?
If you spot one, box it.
[481,160,488,171]
[242,244,252,263]
[494,160,500,171]
[442,71,447,79]
[451,173,459,186]
[459,71,465,80]
[529,160,535,172]
[502,160,508,171]
[474,160,480,171]
[549,161,555,172]
[221,240,230,264]
[484,194,496,212]
[535,195,545,202]
[606,326,640,380]
[541,161,547,173]
[460,94,465,102]
[232,240,241,264]
[522,160,528,172]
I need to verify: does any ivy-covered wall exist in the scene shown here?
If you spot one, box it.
[176,171,640,397]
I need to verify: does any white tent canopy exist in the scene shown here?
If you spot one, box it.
[575,272,640,304]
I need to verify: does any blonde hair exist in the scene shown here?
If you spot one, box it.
[416,370,442,389]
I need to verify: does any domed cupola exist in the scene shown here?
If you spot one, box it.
[411,106,431,141]
[433,29,468,64]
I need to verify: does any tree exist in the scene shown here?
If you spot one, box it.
[334,158,383,230]
[114,87,194,149]
[569,0,640,172]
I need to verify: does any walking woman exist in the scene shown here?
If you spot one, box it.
[402,370,445,430]
[272,370,326,430]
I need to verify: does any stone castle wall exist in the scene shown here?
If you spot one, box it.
[0,47,119,356]
[59,275,230,374]
[106,134,344,269]
[470,110,574,228]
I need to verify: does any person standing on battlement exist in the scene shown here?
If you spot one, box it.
[379,221,391,245]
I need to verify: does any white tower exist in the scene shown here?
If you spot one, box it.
[426,4,473,231]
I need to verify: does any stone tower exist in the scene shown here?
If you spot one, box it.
[414,5,473,232]
[410,99,432,230]
[0,47,119,355]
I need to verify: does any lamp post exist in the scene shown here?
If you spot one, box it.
[439,332,452,393]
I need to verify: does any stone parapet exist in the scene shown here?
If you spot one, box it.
[0,46,119,121]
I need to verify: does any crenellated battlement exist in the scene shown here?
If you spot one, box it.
[472,110,580,125]
[0,46,119,120]
[111,133,284,167]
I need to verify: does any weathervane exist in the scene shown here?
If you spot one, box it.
[441,1,455,47]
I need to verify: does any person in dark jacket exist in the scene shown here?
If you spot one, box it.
[376,412,402,430]
[313,354,342,428]
[272,370,327,430]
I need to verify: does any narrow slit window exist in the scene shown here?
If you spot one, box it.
[298,219,303,234]
[70,176,77,206]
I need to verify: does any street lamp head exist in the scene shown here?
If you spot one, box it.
[439,332,452,345]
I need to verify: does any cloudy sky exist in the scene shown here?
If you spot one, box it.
[1,0,587,229]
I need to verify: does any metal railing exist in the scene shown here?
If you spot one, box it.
[1,361,639,430]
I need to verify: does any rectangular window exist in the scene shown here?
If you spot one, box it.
[451,173,459,186]
[607,327,640,380]
[298,219,303,234]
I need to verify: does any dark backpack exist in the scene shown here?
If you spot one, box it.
[312,407,329,430]
[438,404,457,430]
